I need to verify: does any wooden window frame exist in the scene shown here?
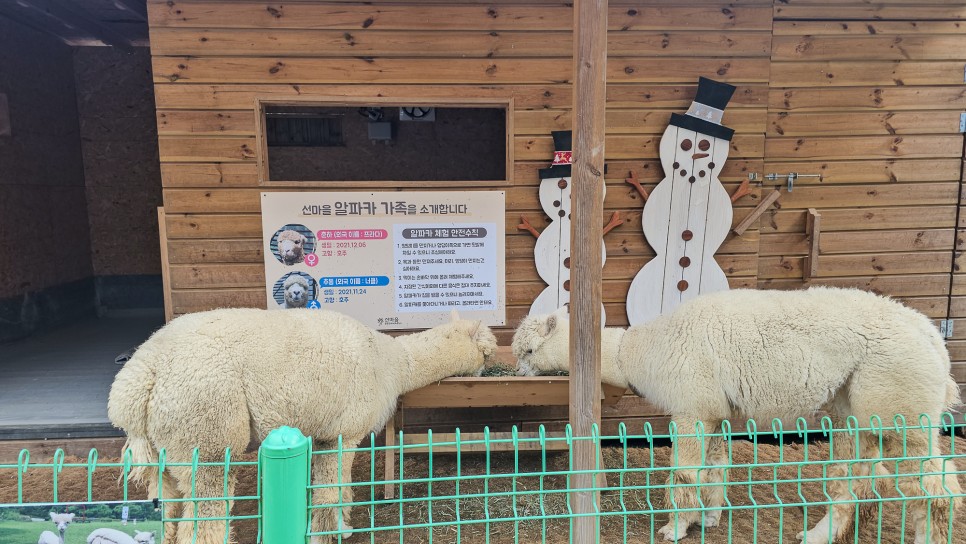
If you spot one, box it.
[254,96,514,188]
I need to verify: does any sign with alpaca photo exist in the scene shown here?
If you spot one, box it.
[261,191,506,330]
[626,77,737,325]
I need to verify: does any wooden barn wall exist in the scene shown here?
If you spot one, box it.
[148,0,771,352]
[765,1,966,400]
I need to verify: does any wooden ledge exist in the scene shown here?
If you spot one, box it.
[402,376,627,409]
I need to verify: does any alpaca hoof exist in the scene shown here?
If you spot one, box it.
[658,520,688,542]
[340,520,354,540]
[701,509,721,528]
[797,529,832,544]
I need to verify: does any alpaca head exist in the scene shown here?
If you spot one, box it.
[49,512,74,535]
[512,307,569,376]
[440,310,497,377]
[283,275,310,308]
[134,531,157,544]
[277,229,307,265]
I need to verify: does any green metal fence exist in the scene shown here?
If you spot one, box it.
[2,415,963,544]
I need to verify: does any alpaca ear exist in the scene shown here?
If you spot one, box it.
[49,512,55,520]
[468,320,482,338]
[540,315,556,337]
[450,309,461,322]
[67,513,75,520]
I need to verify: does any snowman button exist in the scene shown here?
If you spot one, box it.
[558,210,566,217]
[673,161,680,169]
[558,179,568,189]
[689,176,696,183]
[677,280,689,291]
[553,200,561,207]
[679,256,691,267]
[563,280,571,291]
[682,230,693,241]
[564,257,571,268]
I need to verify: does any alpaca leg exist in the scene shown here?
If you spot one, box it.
[310,442,344,544]
[884,428,961,544]
[338,448,357,539]
[157,471,184,544]
[699,433,727,528]
[798,416,863,544]
[658,416,715,542]
[174,464,237,544]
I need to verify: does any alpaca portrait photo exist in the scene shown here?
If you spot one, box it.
[270,224,315,266]
[273,272,316,309]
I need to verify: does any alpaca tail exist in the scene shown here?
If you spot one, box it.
[107,352,158,486]
[945,376,962,412]
[926,320,963,411]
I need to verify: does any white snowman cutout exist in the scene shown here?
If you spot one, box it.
[519,130,622,321]
[626,77,737,326]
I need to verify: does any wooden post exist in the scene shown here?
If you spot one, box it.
[570,0,607,541]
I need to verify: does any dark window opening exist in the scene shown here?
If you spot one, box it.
[261,104,507,183]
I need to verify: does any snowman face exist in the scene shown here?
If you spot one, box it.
[662,127,730,186]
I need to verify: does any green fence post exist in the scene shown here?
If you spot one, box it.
[261,426,310,544]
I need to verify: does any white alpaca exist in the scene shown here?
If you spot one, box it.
[278,275,310,309]
[108,309,496,544]
[38,512,74,544]
[513,287,962,544]
[87,528,156,544]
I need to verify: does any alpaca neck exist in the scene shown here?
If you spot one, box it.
[395,326,467,393]
[599,327,629,388]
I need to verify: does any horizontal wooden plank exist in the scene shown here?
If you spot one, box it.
[148,2,773,31]
[166,213,264,238]
[759,251,952,279]
[760,229,955,256]
[759,159,962,184]
[760,206,958,234]
[152,56,770,85]
[150,28,772,58]
[770,86,966,111]
[771,61,966,87]
[517,133,764,160]
[767,111,964,136]
[152,83,768,111]
[161,162,260,187]
[157,110,256,136]
[158,158,762,189]
[158,137,257,162]
[153,57,573,85]
[771,182,959,209]
[774,5,966,21]
[170,263,265,289]
[402,377,625,409]
[759,274,951,298]
[170,287,265,314]
[167,239,264,264]
[765,135,963,160]
[772,34,966,61]
[774,20,966,36]
[516,108,766,135]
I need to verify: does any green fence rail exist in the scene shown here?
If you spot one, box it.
[2,415,963,544]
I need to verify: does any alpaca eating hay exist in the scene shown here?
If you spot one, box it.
[38,512,74,544]
[108,309,496,544]
[512,287,962,544]
[276,229,306,265]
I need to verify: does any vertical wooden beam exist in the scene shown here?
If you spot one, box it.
[569,0,607,541]
[157,207,173,323]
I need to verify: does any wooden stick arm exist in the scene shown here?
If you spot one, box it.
[732,189,782,236]
[624,171,649,202]
[730,178,752,203]
[602,211,623,235]
[517,214,541,239]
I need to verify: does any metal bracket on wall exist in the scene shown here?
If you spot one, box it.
[940,319,955,339]
[959,112,966,133]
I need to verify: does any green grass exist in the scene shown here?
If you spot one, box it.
[0,518,163,543]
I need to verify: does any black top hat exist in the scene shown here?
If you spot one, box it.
[668,77,736,141]
[539,130,572,179]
